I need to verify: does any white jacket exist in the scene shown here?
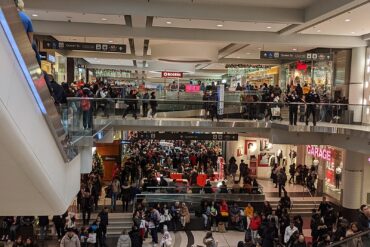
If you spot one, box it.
[284,225,298,243]
[117,235,131,247]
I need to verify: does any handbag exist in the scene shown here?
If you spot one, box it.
[87,233,96,244]
[220,212,229,217]
[218,222,226,233]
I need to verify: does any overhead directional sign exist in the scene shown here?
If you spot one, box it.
[43,41,126,53]
[260,51,332,61]
[138,132,238,141]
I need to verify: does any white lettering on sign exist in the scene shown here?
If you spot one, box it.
[161,71,183,78]
[306,145,332,162]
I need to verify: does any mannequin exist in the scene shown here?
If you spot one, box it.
[335,166,342,189]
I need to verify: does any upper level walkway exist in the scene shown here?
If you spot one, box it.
[65,98,370,154]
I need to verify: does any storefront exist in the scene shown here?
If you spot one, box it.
[283,60,333,95]
[302,145,343,201]
[226,136,297,179]
[226,64,280,89]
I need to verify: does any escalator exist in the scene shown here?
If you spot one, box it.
[0,1,82,215]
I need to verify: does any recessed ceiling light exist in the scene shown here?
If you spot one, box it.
[217,24,223,27]
[236,56,241,58]
[32,14,38,17]
[166,21,172,24]
[245,52,251,55]
[345,19,351,22]
[351,31,356,34]
[258,47,262,50]
[101,18,108,21]
[266,26,272,29]
[108,40,113,43]
[292,48,297,51]
[317,30,321,32]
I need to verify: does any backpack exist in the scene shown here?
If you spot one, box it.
[81,96,91,111]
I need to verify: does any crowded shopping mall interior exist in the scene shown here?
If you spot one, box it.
[1,0,370,246]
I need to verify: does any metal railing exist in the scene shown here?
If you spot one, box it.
[328,229,370,247]
[62,97,370,139]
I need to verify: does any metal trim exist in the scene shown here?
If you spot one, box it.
[0,1,76,162]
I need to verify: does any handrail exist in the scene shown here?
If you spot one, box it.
[66,97,365,106]
[328,229,370,247]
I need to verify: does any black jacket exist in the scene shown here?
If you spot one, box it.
[358,211,369,230]
[129,229,143,247]
[98,211,109,226]
[38,216,49,227]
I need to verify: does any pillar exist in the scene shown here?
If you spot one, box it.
[67,57,75,83]
[341,150,364,221]
[349,47,366,123]
[80,146,93,174]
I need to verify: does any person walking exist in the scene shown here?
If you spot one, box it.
[149,92,158,119]
[277,168,287,198]
[287,90,300,125]
[305,88,320,126]
[111,177,121,212]
[289,163,296,184]
[122,90,138,119]
[142,90,150,117]
[60,229,81,247]
[98,207,109,246]
[38,216,49,241]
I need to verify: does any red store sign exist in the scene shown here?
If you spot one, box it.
[161,71,183,78]
[306,145,332,162]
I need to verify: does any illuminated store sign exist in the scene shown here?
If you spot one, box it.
[161,71,183,78]
[306,145,332,161]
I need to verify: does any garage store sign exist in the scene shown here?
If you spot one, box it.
[306,145,332,162]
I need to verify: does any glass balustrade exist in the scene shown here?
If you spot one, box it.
[62,97,369,139]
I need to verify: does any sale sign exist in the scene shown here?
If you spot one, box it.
[161,71,183,78]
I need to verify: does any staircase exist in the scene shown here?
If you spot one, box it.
[270,198,319,217]
[76,212,133,237]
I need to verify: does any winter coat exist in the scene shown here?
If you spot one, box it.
[250,216,261,231]
[60,234,81,247]
[117,235,132,247]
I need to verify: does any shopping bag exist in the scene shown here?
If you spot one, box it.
[271,107,280,116]
[87,233,96,244]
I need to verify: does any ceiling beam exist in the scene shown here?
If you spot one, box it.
[33,21,367,48]
[25,0,304,24]
[362,33,370,41]
[280,0,370,35]
[218,44,249,59]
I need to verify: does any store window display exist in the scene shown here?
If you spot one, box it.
[303,145,343,201]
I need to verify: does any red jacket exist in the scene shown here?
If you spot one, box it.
[250,216,261,230]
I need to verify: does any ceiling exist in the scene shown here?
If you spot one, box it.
[24,0,370,79]
[153,17,289,32]
[25,10,126,25]
[301,3,370,36]
[84,58,135,66]
[153,0,318,9]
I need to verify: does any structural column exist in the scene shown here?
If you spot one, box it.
[349,47,366,123]
[341,150,364,221]
[67,57,75,83]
